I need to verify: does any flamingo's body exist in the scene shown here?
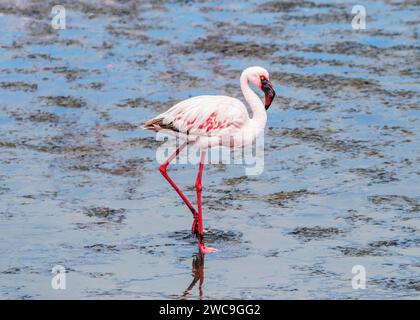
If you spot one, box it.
[141,66,276,253]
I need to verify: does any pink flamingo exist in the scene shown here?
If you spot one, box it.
[141,66,276,253]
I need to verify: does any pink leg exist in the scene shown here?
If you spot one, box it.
[159,142,197,221]
[196,149,218,253]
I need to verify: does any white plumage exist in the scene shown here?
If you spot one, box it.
[143,95,248,137]
[142,66,275,150]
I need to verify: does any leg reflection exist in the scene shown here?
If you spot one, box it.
[180,252,205,299]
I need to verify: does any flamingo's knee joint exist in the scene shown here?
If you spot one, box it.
[159,164,167,174]
[195,182,202,192]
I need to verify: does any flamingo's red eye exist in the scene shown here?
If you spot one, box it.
[260,75,267,81]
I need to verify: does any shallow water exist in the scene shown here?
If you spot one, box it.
[0,0,419,299]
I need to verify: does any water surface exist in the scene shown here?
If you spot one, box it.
[0,0,419,299]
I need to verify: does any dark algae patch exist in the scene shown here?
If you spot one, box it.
[27,111,60,123]
[223,176,257,186]
[336,246,383,257]
[271,72,381,92]
[38,95,87,108]
[104,122,138,131]
[371,278,420,292]
[121,137,163,149]
[84,244,119,252]
[84,207,126,223]
[369,195,420,213]
[336,238,420,257]
[0,141,17,148]
[178,36,278,59]
[290,226,341,242]
[116,97,177,112]
[269,128,381,156]
[257,1,317,12]
[0,81,38,92]
[350,167,398,184]
[266,189,315,207]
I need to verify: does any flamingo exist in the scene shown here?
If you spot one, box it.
[141,66,276,253]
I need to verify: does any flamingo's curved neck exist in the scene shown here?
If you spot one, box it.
[240,72,267,132]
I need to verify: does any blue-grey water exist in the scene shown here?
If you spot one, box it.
[0,0,419,299]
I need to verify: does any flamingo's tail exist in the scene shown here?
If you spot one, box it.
[140,117,163,131]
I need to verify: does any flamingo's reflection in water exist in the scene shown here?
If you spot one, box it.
[180,252,205,299]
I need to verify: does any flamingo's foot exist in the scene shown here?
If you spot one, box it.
[199,243,219,253]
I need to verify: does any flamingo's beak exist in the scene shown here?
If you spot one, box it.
[261,79,276,110]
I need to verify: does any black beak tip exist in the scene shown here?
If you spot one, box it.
[265,90,276,110]
[262,79,276,110]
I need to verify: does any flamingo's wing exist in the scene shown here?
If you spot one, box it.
[143,95,248,137]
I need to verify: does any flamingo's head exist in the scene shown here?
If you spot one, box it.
[243,66,276,110]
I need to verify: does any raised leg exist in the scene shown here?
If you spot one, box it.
[196,149,218,253]
[159,141,197,219]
